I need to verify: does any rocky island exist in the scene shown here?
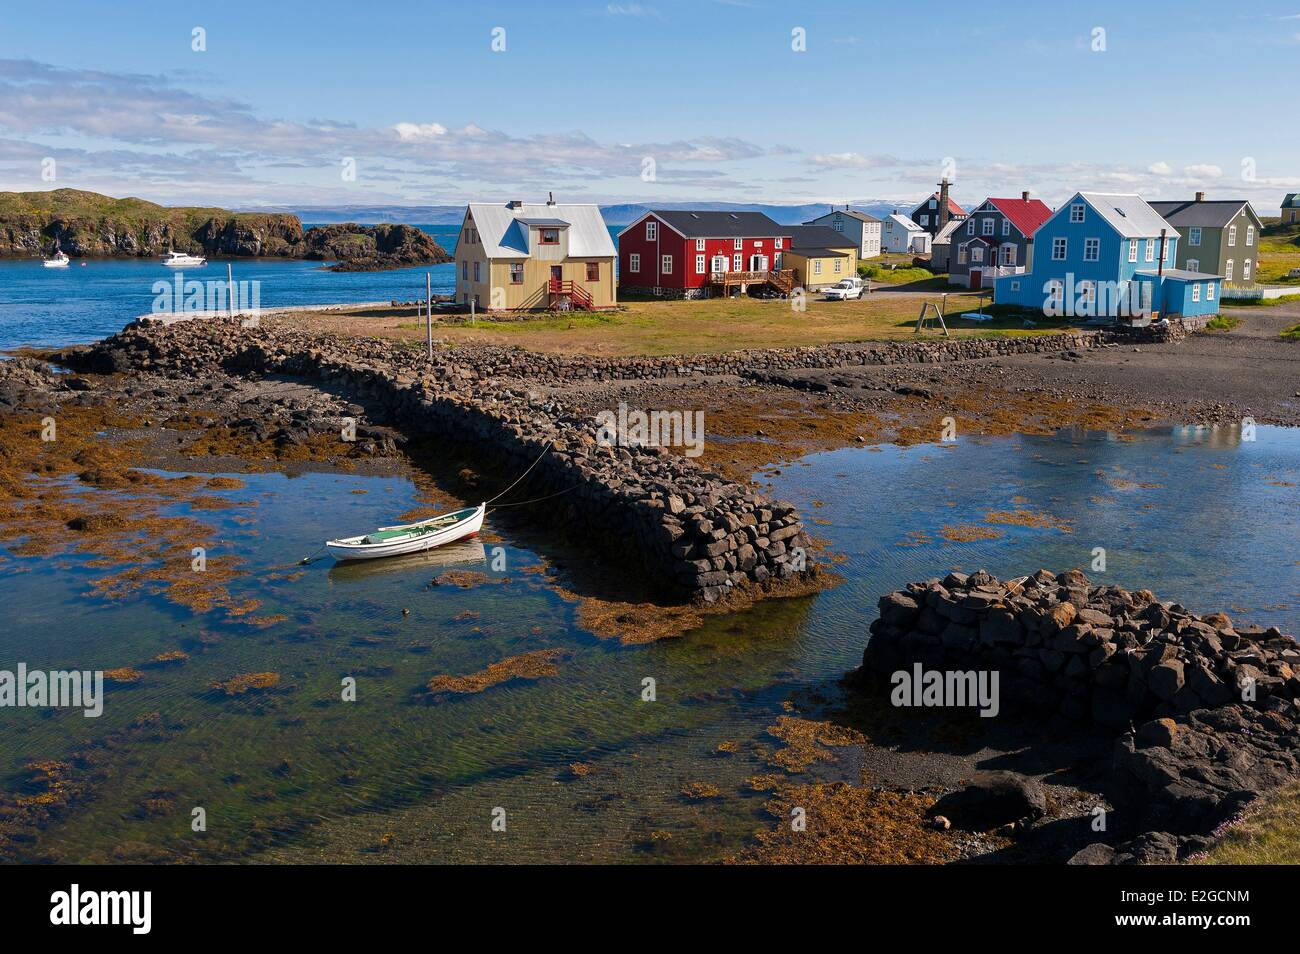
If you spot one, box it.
[0,189,451,271]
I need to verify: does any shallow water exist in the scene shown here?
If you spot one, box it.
[1,425,1296,862]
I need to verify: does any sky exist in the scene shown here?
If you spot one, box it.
[0,0,1298,212]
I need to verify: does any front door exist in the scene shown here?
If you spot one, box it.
[970,269,983,290]
[750,255,769,272]
[711,255,727,275]
[550,266,563,282]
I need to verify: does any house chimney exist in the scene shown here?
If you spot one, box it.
[1195,191,1205,202]
[507,200,523,210]
[1158,228,1167,279]
[938,178,952,228]
[547,191,556,206]
[1022,191,1030,202]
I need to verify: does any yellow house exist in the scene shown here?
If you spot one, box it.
[456,198,617,311]
[782,225,859,290]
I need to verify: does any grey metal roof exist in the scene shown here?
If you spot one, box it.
[787,225,856,250]
[796,248,850,258]
[515,217,570,227]
[467,202,616,259]
[1148,200,1255,229]
[804,208,881,224]
[1077,193,1177,240]
[651,209,785,238]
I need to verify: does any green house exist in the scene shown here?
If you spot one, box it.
[1149,195,1264,287]
[1283,193,1300,226]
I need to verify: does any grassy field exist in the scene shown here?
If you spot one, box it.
[300,291,1076,357]
[1257,224,1300,285]
[1196,784,1300,864]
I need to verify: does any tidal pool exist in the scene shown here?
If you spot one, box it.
[1,425,1295,863]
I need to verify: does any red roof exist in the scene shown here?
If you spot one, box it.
[986,197,1053,238]
[917,192,967,217]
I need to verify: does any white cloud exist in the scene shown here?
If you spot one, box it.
[1148,161,1172,175]
[1184,164,1223,178]
[605,3,661,17]
[393,122,446,141]
[808,152,901,170]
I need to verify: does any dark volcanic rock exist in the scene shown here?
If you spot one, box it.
[929,771,1047,831]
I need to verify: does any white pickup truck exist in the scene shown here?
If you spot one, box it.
[822,277,866,300]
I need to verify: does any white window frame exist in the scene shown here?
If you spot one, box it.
[1001,244,1015,266]
[661,254,672,275]
[812,259,822,275]
[1052,237,1067,261]
[1079,280,1096,308]
[1002,219,1011,237]
[1246,226,1255,247]
[1188,227,1201,247]
[1243,260,1252,281]
[695,254,705,275]
[1228,225,1237,247]
[646,221,657,241]
[732,252,742,271]
[695,238,705,251]
[971,246,984,263]
[1083,237,1100,262]
[1206,282,1215,301]
[1010,280,1021,292]
[733,238,743,250]
[966,220,975,235]
[957,246,968,265]
[629,253,640,273]
[1143,240,1153,263]
[982,217,995,236]
[1070,204,1085,223]
[1047,279,1064,307]
[775,237,783,249]
[1186,259,1199,273]
[833,258,842,273]
[1192,283,1201,303]
[1225,259,1234,281]
[1128,240,1138,263]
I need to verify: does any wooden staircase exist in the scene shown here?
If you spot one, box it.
[547,279,594,311]
[710,268,796,296]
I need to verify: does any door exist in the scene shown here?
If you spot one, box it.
[711,255,727,275]
[970,269,983,290]
[751,255,769,272]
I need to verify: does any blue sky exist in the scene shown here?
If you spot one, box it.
[1,0,1297,211]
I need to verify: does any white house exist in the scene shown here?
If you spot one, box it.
[882,212,931,255]
[802,207,882,259]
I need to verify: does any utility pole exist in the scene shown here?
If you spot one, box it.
[227,262,235,319]
[426,272,433,361]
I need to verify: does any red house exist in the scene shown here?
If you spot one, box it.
[618,210,794,298]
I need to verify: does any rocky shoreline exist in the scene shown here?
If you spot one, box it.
[855,570,1300,863]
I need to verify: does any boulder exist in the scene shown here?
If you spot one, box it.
[928,771,1047,831]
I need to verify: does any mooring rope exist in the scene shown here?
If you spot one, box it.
[487,482,580,511]
[485,440,555,505]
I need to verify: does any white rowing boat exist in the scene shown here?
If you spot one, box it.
[324,503,485,562]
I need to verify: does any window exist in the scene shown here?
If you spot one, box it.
[1143,240,1153,263]
[929,198,937,209]
[732,253,742,271]
[920,214,930,226]
[1228,225,1237,247]
[1225,259,1234,281]
[509,263,524,284]
[646,221,657,241]
[1128,240,1138,263]
[1084,237,1100,262]
[1192,283,1201,303]
[966,220,975,235]
[812,260,822,275]
[971,246,984,263]
[587,261,600,282]
[473,261,481,282]
[755,240,763,248]
[461,261,468,279]
[1246,226,1255,247]
[695,254,705,275]
[832,220,843,232]
[1001,245,1015,266]
[733,238,743,250]
[1188,227,1201,247]
[1070,204,1085,223]
[629,253,640,273]
[1243,260,1252,281]
[833,259,842,273]
[695,239,705,251]
[1186,259,1200,273]
[957,246,967,265]
[1047,279,1064,307]
[1079,281,1096,310]
[1052,237,1067,261]
[661,254,672,275]
[982,218,995,236]
[775,238,783,249]
[540,228,559,245]
[1002,219,1011,237]
[1010,280,1021,292]
[1206,282,1215,301]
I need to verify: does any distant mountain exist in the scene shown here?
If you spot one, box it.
[270,200,905,226]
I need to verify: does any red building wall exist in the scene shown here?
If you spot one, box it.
[618,215,792,291]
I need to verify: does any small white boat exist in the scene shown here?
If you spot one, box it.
[42,250,70,268]
[325,503,485,562]
[163,250,207,267]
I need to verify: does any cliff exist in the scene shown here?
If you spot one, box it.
[0,189,450,268]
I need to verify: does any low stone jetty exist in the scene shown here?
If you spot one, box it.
[67,319,815,603]
[856,569,1300,862]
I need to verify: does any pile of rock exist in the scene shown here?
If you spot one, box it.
[65,319,814,603]
[857,569,1300,861]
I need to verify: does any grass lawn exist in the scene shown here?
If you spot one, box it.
[1282,323,1300,341]
[1257,226,1300,285]
[303,291,1077,357]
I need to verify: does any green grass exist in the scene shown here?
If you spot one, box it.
[1205,314,1240,331]
[1256,225,1300,285]
[1222,293,1300,308]
[1196,783,1300,864]
[859,264,937,285]
[1281,323,1300,341]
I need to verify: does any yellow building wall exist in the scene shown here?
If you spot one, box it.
[786,246,858,288]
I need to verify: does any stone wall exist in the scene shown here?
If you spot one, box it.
[857,569,1300,861]
[69,319,814,604]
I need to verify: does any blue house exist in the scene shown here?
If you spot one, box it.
[993,192,1222,321]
